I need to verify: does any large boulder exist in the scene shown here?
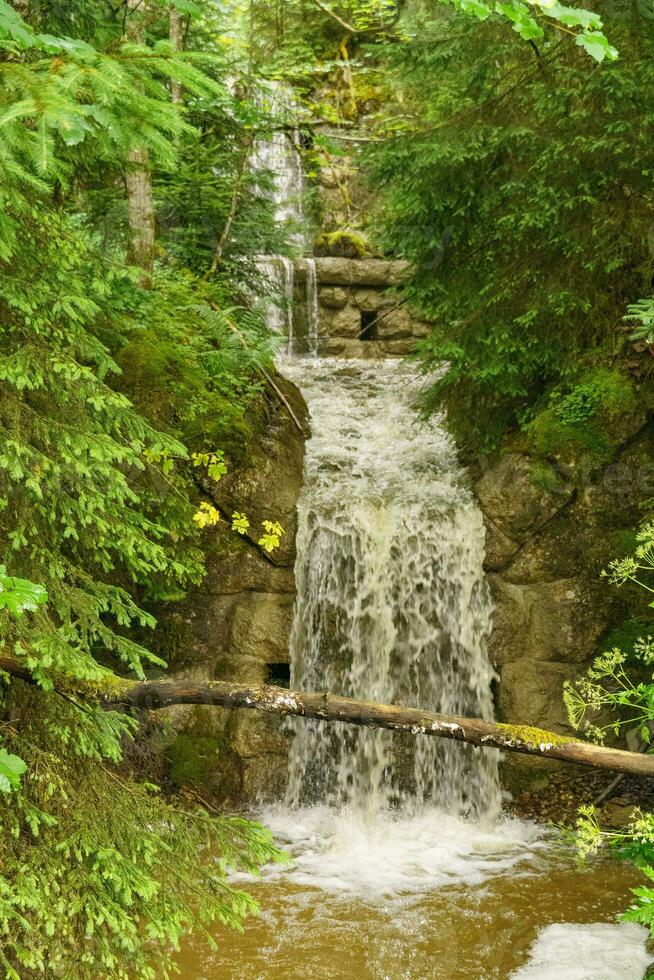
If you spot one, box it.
[476,454,573,549]
[497,659,582,730]
[488,577,603,665]
[477,432,654,792]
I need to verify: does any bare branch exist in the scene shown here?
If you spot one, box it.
[310,0,357,34]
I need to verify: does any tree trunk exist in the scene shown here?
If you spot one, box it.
[1,652,653,778]
[125,0,156,283]
[126,148,156,279]
[169,6,184,105]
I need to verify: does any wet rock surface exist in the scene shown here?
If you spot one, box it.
[477,424,654,791]
[155,378,308,805]
[508,767,654,828]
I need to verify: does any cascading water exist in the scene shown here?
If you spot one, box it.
[250,86,307,251]
[250,82,319,353]
[250,107,299,345]
[255,255,295,343]
[281,356,501,824]
[304,258,319,355]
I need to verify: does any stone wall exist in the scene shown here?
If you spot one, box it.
[294,257,430,357]
[158,378,308,804]
[475,423,654,789]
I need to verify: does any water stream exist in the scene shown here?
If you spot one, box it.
[176,355,650,978]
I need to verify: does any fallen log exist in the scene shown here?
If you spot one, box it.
[1,652,652,778]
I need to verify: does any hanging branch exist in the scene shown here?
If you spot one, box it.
[1,653,653,778]
[310,0,357,34]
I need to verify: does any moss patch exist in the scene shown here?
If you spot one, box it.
[525,369,640,465]
[165,724,242,800]
[496,723,576,748]
[315,229,370,258]
[166,734,222,788]
[529,461,565,494]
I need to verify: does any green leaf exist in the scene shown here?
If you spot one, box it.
[456,0,493,19]
[547,2,603,29]
[0,570,48,617]
[0,0,36,49]
[575,31,618,62]
[495,1,543,40]
[0,747,27,794]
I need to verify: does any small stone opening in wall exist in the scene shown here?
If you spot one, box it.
[360,311,378,342]
[267,662,291,688]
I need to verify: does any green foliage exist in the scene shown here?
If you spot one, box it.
[0,567,47,619]
[451,0,615,59]
[625,297,654,346]
[565,530,654,932]
[0,3,225,260]
[0,2,287,974]
[366,9,653,452]
[110,269,272,463]
[599,615,651,656]
[524,369,638,462]
[259,520,286,553]
[0,699,284,979]
[563,522,654,740]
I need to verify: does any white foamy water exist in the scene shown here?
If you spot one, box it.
[250,82,307,251]
[512,922,651,979]
[257,804,547,897]
[280,356,500,821]
[249,82,319,351]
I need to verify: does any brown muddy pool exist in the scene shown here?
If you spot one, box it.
[174,806,652,980]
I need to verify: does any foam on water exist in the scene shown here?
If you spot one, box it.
[257,804,547,897]
[512,922,651,980]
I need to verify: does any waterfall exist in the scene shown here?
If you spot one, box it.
[255,255,295,345]
[304,258,319,355]
[249,88,307,251]
[250,82,501,827]
[280,356,501,823]
[249,82,319,353]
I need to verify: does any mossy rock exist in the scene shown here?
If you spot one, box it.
[529,461,567,495]
[165,727,242,801]
[314,229,370,258]
[524,369,641,466]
